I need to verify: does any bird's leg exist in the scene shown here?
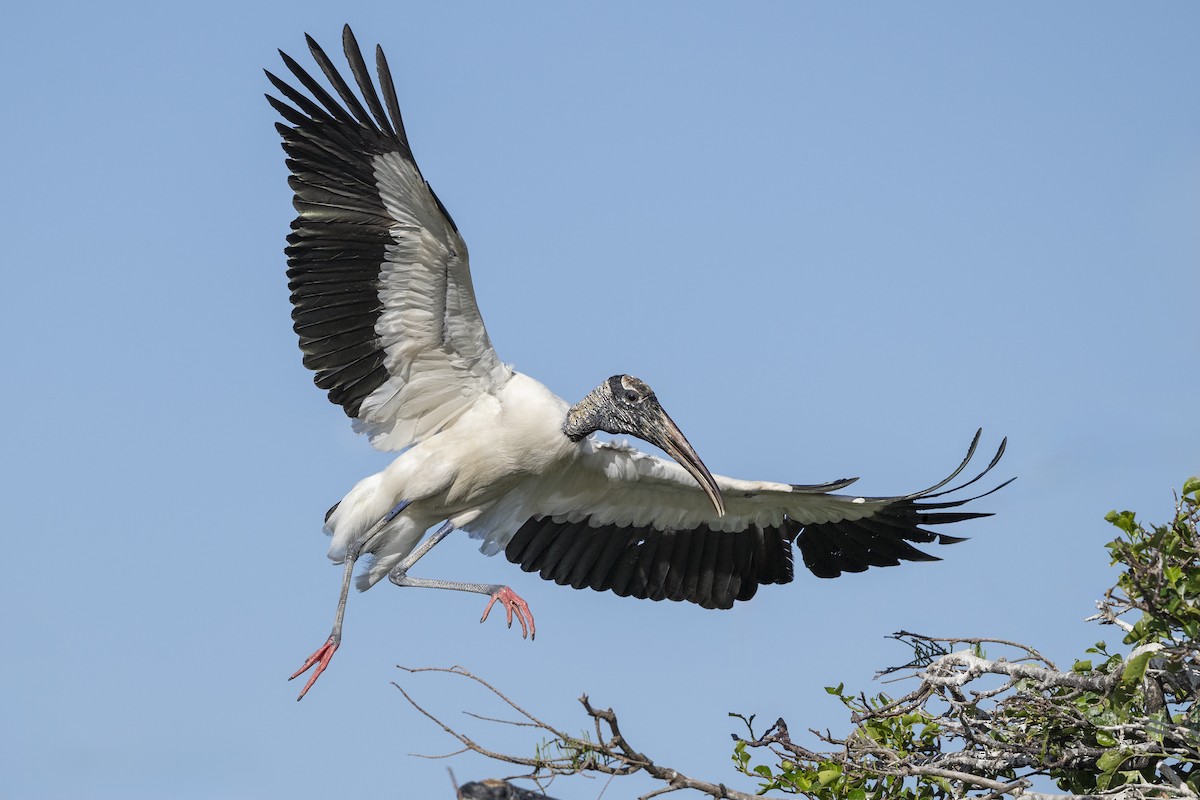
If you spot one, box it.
[289,543,357,700]
[388,523,536,640]
[289,499,412,701]
[390,520,457,574]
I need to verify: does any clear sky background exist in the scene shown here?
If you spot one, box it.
[3,3,1197,798]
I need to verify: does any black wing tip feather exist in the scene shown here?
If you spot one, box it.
[270,27,409,155]
[791,476,859,493]
[795,430,1013,580]
[269,26,412,419]
[506,518,795,611]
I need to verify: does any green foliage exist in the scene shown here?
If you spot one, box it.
[733,692,953,799]
[1106,478,1200,646]
[732,478,1200,799]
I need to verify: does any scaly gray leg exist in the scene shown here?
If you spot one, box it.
[289,499,412,700]
[388,522,536,639]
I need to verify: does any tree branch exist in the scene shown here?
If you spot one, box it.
[394,666,762,800]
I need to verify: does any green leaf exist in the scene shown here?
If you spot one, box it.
[1183,476,1200,497]
[1106,510,1138,534]
[817,767,842,786]
[825,683,844,695]
[733,740,749,767]
[1121,648,1156,686]
[1097,749,1127,773]
[786,774,811,792]
[1073,659,1093,672]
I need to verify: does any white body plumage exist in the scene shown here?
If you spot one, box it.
[326,372,576,587]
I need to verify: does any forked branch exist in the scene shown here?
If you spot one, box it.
[394,665,759,800]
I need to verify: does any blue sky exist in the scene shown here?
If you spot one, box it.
[3,3,1197,798]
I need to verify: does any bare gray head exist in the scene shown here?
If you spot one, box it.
[565,375,726,516]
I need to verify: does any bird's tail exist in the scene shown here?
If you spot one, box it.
[323,473,389,563]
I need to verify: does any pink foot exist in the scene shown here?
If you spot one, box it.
[289,636,339,701]
[480,586,536,640]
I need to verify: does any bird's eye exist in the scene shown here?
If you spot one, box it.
[624,391,639,403]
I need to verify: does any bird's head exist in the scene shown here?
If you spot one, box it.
[565,375,726,516]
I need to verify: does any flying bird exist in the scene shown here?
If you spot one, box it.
[266,26,1012,700]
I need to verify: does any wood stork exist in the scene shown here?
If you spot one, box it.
[266,26,1012,701]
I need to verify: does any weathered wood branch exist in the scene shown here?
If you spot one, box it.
[394,665,761,800]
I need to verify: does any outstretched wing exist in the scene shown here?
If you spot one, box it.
[483,431,1010,610]
[267,26,511,451]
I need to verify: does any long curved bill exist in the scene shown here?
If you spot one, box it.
[642,407,727,517]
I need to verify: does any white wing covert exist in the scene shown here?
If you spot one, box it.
[267,26,511,451]
[501,431,1010,610]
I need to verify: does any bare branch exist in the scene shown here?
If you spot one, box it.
[393,667,762,800]
[919,649,1117,694]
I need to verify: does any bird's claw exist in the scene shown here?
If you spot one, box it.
[289,636,339,701]
[480,586,536,640]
